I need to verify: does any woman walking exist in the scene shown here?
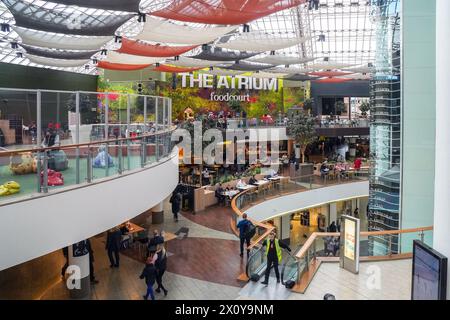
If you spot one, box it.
[155,243,168,296]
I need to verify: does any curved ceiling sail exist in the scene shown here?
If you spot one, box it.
[191,46,260,61]
[27,54,89,67]
[45,0,141,12]
[117,38,198,57]
[217,32,311,51]
[105,51,164,65]
[250,55,316,66]
[223,61,273,71]
[136,17,237,45]
[13,26,112,51]
[97,61,151,71]
[2,0,135,36]
[150,0,307,25]
[152,64,201,73]
[20,44,98,60]
[167,56,228,68]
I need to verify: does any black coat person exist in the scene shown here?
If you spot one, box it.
[106,228,122,268]
[170,192,182,222]
[155,247,168,296]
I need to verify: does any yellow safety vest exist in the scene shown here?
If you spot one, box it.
[265,239,282,262]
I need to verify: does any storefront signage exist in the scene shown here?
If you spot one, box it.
[180,73,278,91]
[340,215,360,274]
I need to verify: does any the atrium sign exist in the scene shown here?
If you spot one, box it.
[180,73,278,91]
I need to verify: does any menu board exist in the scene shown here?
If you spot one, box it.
[344,219,356,260]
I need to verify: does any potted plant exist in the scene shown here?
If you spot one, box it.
[359,101,370,117]
[287,111,317,164]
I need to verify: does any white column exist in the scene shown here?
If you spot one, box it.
[280,215,291,242]
[151,201,165,224]
[329,202,337,224]
[434,0,450,300]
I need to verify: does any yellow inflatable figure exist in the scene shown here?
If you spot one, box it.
[10,152,35,175]
[0,181,21,196]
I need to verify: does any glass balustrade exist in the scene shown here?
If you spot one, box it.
[0,88,173,204]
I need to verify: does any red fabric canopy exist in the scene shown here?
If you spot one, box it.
[313,77,353,84]
[152,64,201,73]
[117,38,198,57]
[308,71,353,77]
[151,0,307,25]
[97,61,152,71]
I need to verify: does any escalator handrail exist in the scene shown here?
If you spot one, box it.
[246,245,292,280]
[280,245,302,285]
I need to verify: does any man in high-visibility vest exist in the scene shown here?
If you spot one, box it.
[261,231,291,286]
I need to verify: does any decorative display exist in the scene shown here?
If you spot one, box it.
[250,55,316,66]
[0,181,20,197]
[93,147,115,168]
[217,32,311,51]
[13,26,112,51]
[2,0,135,36]
[47,0,141,12]
[150,0,307,25]
[41,169,64,186]
[97,61,152,71]
[105,51,164,65]
[117,38,198,57]
[168,56,228,68]
[136,17,237,45]
[27,54,89,67]
[20,44,98,60]
[191,46,260,61]
[152,64,201,73]
[9,152,35,175]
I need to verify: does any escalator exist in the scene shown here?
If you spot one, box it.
[246,243,303,288]
[280,245,306,289]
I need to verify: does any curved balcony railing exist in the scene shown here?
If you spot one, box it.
[0,88,173,205]
[230,172,370,280]
[289,226,433,293]
[0,130,175,205]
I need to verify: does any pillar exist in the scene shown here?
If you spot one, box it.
[67,241,90,299]
[329,202,337,224]
[434,0,450,299]
[151,202,164,224]
[280,215,291,243]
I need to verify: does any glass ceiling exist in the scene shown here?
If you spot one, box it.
[0,0,376,75]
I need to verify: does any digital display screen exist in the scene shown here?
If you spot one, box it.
[344,219,356,260]
[412,241,447,300]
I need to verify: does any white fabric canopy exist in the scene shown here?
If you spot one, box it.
[27,54,89,67]
[105,51,164,65]
[217,32,311,51]
[310,62,356,70]
[198,69,244,76]
[267,66,313,75]
[168,56,229,68]
[343,66,374,74]
[136,17,237,45]
[341,73,372,80]
[250,55,316,66]
[14,26,112,51]
[249,71,287,79]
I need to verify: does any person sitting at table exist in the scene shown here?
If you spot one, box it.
[249,175,258,185]
[353,158,362,171]
[236,179,247,189]
[215,183,226,206]
[148,229,164,248]
[320,161,330,178]
[264,168,278,179]
[201,168,211,185]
